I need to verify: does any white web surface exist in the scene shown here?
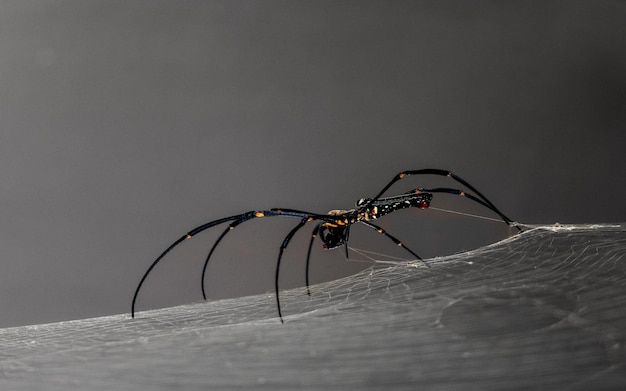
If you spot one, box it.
[0,223,625,390]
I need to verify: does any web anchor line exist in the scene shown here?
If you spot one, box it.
[428,206,506,223]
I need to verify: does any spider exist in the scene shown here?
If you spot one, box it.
[131,168,518,322]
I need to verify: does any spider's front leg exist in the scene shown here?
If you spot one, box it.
[275,217,310,323]
[199,209,323,302]
[132,208,323,318]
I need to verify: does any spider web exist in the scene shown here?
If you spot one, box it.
[0,223,625,390]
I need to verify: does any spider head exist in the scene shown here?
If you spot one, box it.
[319,224,348,250]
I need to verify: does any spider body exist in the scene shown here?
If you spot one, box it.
[319,191,433,249]
[132,168,517,322]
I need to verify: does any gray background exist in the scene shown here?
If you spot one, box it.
[0,0,624,328]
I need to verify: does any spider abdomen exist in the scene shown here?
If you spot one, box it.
[366,192,432,219]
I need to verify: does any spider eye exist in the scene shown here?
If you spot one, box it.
[356,198,372,207]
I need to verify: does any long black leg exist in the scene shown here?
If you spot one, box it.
[344,224,351,260]
[275,217,309,323]
[200,218,249,300]
[368,169,514,225]
[305,223,322,296]
[132,213,249,318]
[417,187,514,226]
[132,209,322,318]
[358,220,430,268]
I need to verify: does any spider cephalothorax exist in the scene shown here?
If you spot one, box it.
[319,222,349,249]
[132,168,517,322]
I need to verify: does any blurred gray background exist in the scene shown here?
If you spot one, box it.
[0,0,624,328]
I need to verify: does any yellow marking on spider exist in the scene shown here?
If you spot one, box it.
[186,234,192,239]
[255,211,265,217]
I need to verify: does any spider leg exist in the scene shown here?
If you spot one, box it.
[131,212,252,318]
[275,217,310,323]
[344,224,351,260]
[305,223,322,296]
[358,220,430,268]
[200,218,248,300]
[369,168,514,226]
[270,208,328,219]
[415,187,514,226]
[200,209,328,300]
[132,209,323,318]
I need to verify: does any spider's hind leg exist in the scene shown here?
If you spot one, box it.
[358,221,429,268]
[371,169,515,226]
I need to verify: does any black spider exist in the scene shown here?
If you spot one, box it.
[131,168,518,322]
